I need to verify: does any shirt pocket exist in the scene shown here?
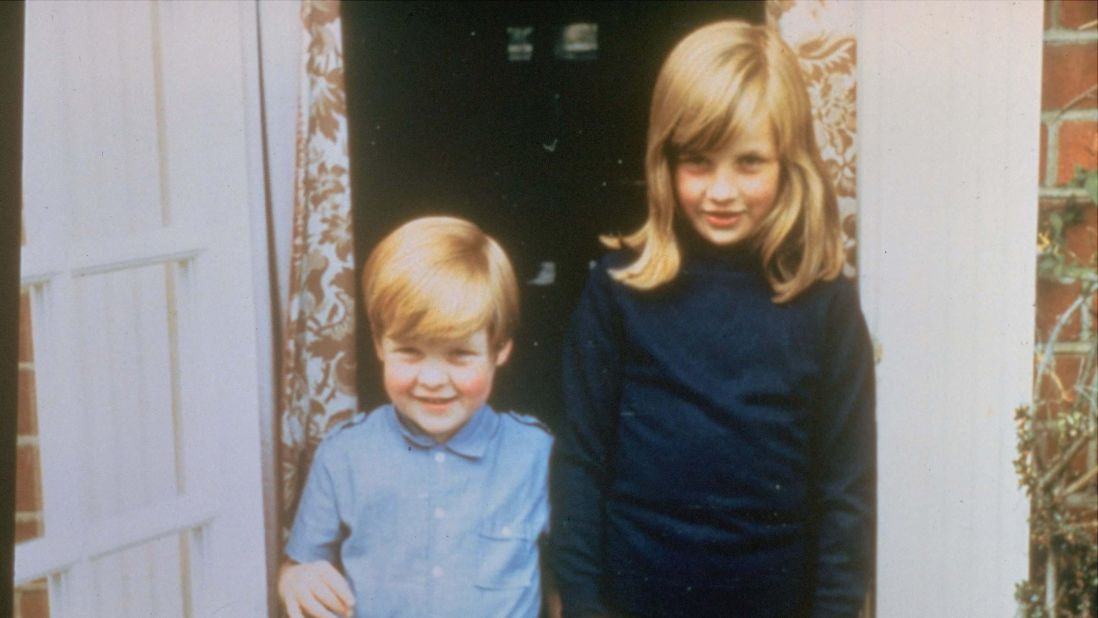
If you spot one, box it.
[474,519,538,590]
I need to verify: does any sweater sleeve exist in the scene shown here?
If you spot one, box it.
[811,280,877,617]
[549,263,622,618]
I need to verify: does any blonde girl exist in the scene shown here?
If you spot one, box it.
[549,21,874,618]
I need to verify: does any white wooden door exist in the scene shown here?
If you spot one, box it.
[17,1,270,615]
[856,1,1040,615]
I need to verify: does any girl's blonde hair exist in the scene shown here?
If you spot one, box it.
[362,216,519,353]
[604,20,844,302]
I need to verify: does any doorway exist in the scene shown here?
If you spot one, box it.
[342,1,765,427]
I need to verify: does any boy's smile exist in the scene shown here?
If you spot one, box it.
[377,329,511,443]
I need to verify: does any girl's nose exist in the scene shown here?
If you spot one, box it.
[707,167,737,202]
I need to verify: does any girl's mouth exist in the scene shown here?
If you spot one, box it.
[703,211,743,228]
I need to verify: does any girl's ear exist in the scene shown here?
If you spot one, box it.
[494,339,514,366]
[374,338,386,361]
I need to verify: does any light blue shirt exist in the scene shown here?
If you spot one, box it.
[286,404,552,618]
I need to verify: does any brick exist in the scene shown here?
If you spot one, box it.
[1067,444,1092,476]
[18,290,33,363]
[17,585,50,618]
[1060,0,1098,29]
[1035,202,1097,341]
[15,445,43,512]
[1037,430,1060,457]
[1040,122,1049,185]
[1056,120,1098,184]
[1036,278,1083,341]
[14,516,42,544]
[1063,203,1098,260]
[1037,353,1083,401]
[17,369,37,436]
[1039,195,1072,214]
[1045,0,1054,30]
[1042,42,1098,111]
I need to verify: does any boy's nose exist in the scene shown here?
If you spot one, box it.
[416,361,448,387]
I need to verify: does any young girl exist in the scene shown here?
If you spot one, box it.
[549,21,875,618]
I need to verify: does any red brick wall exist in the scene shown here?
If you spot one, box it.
[1037,0,1098,396]
[14,284,49,613]
[1040,0,1098,188]
[1033,0,1098,584]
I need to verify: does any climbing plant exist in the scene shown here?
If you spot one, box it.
[1015,166,1098,618]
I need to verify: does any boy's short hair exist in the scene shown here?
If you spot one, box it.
[362,216,519,352]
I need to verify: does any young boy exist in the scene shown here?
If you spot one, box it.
[279,216,552,618]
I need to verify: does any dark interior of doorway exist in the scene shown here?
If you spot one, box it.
[342,1,765,429]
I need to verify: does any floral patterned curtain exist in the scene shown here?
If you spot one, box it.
[279,0,357,537]
[768,2,869,615]
[768,0,859,273]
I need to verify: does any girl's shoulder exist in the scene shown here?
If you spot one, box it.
[595,247,637,273]
[799,272,860,306]
[582,249,635,294]
[798,274,871,344]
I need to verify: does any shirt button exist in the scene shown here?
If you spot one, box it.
[434,507,446,519]
[434,452,445,463]
[431,566,444,578]
[500,526,512,538]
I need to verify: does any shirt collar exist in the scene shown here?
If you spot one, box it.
[385,403,500,460]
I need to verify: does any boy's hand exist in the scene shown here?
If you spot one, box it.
[278,560,355,618]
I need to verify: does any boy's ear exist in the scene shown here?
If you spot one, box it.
[494,339,513,366]
[374,338,385,361]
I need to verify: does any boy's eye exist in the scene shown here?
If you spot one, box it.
[394,347,422,358]
[448,349,478,362]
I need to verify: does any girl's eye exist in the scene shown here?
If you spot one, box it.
[678,153,709,167]
[676,153,711,174]
[737,154,771,171]
[394,347,422,359]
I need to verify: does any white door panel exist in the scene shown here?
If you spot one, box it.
[18,1,270,615]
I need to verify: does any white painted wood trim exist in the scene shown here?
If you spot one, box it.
[154,2,273,614]
[857,2,1041,616]
[21,227,208,283]
[244,0,285,605]
[13,495,219,585]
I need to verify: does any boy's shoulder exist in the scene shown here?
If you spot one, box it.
[317,406,392,450]
[496,410,553,448]
[500,409,551,431]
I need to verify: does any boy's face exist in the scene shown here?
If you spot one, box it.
[376,328,511,444]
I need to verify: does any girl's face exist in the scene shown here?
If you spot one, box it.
[672,114,781,247]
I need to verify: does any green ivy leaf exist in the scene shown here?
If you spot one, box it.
[1084,169,1098,206]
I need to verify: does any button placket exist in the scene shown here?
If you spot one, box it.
[428,446,448,604]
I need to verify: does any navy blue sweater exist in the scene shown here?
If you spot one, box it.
[549,233,875,618]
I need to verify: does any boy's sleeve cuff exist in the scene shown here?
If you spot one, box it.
[284,539,337,566]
